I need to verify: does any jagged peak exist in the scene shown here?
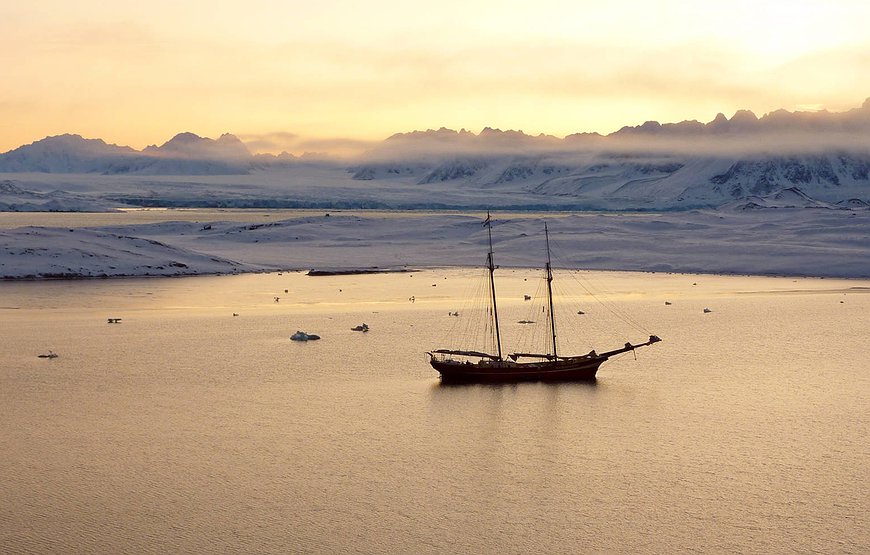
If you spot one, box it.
[385,127,540,144]
[217,133,243,142]
[146,132,251,157]
[564,131,604,140]
[731,109,758,122]
[43,133,86,141]
[35,134,110,146]
[479,127,534,139]
[612,120,662,135]
[163,132,203,145]
[385,128,461,141]
[479,126,504,136]
[6,134,134,155]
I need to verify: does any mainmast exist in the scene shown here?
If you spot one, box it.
[544,223,558,359]
[485,212,503,360]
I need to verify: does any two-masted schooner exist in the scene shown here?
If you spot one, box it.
[428,213,660,383]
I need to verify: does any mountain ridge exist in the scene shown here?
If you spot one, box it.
[0,100,868,210]
[0,132,252,175]
[4,97,870,168]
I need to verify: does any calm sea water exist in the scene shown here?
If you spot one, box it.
[1,270,867,554]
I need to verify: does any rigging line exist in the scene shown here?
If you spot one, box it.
[546,235,649,333]
[555,279,630,350]
[549,274,608,352]
[571,270,650,334]
[515,273,550,356]
[439,266,491,353]
[439,270,467,343]
[458,264,493,354]
[467,267,491,353]
[549,248,651,335]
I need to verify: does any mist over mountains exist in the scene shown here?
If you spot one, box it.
[373,97,870,158]
[1,99,869,210]
[4,98,870,171]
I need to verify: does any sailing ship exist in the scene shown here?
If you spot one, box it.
[428,214,660,383]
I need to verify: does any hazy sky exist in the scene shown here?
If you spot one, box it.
[3,0,870,154]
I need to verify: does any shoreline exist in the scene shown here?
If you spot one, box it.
[3,264,870,283]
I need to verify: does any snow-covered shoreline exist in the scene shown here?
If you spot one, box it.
[2,210,869,280]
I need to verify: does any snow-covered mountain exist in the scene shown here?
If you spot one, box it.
[0,132,253,175]
[0,134,137,173]
[342,99,870,208]
[144,132,251,159]
[1,100,869,209]
[0,151,866,212]
[125,132,252,174]
[346,150,870,209]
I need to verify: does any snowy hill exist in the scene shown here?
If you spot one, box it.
[0,134,137,173]
[0,226,255,278]
[0,180,122,212]
[721,187,839,210]
[2,211,870,279]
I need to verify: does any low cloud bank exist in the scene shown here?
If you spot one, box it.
[361,99,870,162]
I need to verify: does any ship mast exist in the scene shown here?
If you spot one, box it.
[485,212,503,360]
[544,222,558,359]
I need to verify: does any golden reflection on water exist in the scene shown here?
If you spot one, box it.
[1,270,868,554]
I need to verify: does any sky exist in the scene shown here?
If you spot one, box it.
[2,0,870,155]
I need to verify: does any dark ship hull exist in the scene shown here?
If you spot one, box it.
[430,355,606,383]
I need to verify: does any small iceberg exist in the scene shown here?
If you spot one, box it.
[351,323,369,332]
[291,331,321,341]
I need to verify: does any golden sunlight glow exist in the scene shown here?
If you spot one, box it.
[1,0,869,153]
